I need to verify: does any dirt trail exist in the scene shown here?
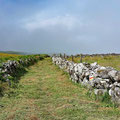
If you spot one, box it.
[0,58,120,120]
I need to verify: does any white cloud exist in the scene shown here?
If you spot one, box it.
[22,14,82,31]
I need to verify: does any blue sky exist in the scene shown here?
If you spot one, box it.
[0,0,120,54]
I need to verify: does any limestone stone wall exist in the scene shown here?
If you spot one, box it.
[52,56,120,103]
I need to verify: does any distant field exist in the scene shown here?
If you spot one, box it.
[0,52,21,57]
[68,55,120,70]
[0,51,27,55]
[0,52,22,64]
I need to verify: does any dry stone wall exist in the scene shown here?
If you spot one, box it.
[0,55,44,86]
[52,56,120,103]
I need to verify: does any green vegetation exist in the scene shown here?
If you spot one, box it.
[0,53,48,63]
[0,58,120,120]
[68,55,120,70]
[0,53,48,96]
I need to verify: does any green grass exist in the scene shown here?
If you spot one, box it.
[0,58,120,120]
[68,55,120,70]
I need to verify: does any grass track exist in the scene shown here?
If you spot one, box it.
[0,58,120,120]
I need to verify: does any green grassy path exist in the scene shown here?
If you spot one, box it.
[0,58,120,120]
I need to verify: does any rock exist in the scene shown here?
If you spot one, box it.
[90,62,98,70]
[108,70,117,80]
[73,73,79,83]
[80,72,86,80]
[114,82,120,87]
[109,89,114,96]
[100,80,110,89]
[97,67,110,79]
[91,62,97,67]
[94,89,107,95]
[85,71,89,77]
[114,71,120,82]
[103,79,110,82]
[109,86,120,103]
[83,62,91,68]
[81,77,89,86]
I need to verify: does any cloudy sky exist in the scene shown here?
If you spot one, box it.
[0,0,120,54]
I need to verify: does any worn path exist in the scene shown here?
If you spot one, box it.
[0,58,120,120]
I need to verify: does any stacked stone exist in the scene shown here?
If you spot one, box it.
[52,56,120,103]
[0,56,40,85]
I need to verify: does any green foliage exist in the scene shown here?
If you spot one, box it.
[0,54,49,89]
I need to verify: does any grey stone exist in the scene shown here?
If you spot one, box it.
[94,89,107,95]
[114,71,120,82]
[81,77,89,86]
[52,56,120,103]
[108,70,117,80]
[97,67,110,79]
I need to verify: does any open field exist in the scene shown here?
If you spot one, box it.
[0,52,21,64]
[68,55,120,70]
[0,58,120,120]
[0,53,21,57]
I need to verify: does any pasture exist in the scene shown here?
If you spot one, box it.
[68,55,120,70]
